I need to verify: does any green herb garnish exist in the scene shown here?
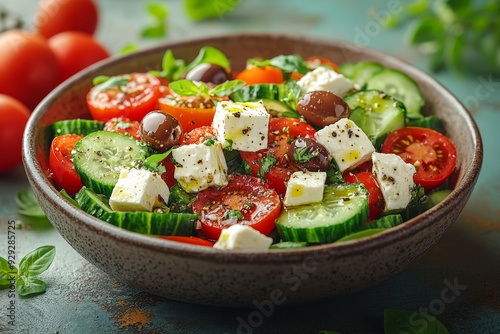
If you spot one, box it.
[141,2,169,38]
[293,146,319,164]
[0,245,56,297]
[225,210,244,220]
[15,189,46,219]
[183,0,241,21]
[257,155,277,179]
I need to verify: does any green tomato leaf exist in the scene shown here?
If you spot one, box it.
[209,80,245,97]
[16,276,47,297]
[168,79,201,96]
[0,257,18,288]
[183,0,241,21]
[186,46,231,72]
[19,245,56,277]
[384,309,449,334]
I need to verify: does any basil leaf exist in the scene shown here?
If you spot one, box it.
[141,25,166,38]
[141,3,168,38]
[407,16,445,45]
[185,46,231,72]
[293,145,319,164]
[169,79,201,96]
[184,0,241,21]
[90,76,129,100]
[119,44,139,55]
[257,155,277,179]
[0,257,17,288]
[384,309,449,334]
[92,75,111,85]
[225,210,244,220]
[270,54,308,75]
[16,276,47,297]
[15,189,46,218]
[18,245,56,277]
[209,80,245,97]
[143,148,172,172]
[158,49,186,81]
[147,2,168,21]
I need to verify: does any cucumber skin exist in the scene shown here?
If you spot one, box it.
[276,184,369,244]
[52,119,105,137]
[76,187,197,236]
[72,131,148,197]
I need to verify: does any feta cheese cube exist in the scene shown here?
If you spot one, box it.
[315,118,375,172]
[109,168,170,212]
[372,152,416,211]
[284,171,327,207]
[212,100,270,152]
[297,66,355,96]
[172,141,228,193]
[213,224,273,250]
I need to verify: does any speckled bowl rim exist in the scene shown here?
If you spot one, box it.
[23,33,483,264]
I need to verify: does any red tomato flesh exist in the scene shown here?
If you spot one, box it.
[192,174,282,240]
[381,127,457,191]
[87,73,162,122]
[344,171,384,221]
[49,134,84,196]
[158,236,214,247]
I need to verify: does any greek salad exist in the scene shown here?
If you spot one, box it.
[47,46,458,250]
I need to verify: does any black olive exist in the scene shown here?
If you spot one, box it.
[288,138,330,172]
[296,90,350,127]
[139,111,182,152]
[185,63,232,84]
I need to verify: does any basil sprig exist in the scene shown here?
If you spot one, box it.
[0,245,56,297]
[168,79,245,99]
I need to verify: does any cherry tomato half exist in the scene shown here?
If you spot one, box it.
[381,127,457,191]
[235,66,283,85]
[0,95,31,173]
[87,73,162,122]
[192,174,282,240]
[158,236,214,247]
[49,134,84,196]
[181,126,217,145]
[240,118,316,195]
[157,90,217,135]
[104,117,141,140]
[344,171,384,221]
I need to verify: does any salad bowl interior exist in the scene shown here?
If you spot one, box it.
[23,33,482,307]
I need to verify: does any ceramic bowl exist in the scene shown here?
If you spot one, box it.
[23,33,482,307]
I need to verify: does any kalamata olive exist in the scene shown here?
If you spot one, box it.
[139,111,182,152]
[185,63,232,84]
[288,137,331,172]
[296,90,350,127]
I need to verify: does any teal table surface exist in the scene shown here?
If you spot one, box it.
[1,1,499,333]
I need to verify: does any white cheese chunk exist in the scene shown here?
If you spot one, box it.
[315,118,375,172]
[372,152,416,211]
[172,141,228,193]
[284,171,327,207]
[212,100,270,152]
[213,224,273,250]
[297,66,355,96]
[109,168,170,212]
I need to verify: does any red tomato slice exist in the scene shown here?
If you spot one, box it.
[158,236,214,247]
[240,118,316,195]
[235,65,283,84]
[181,125,217,145]
[381,127,457,191]
[104,117,141,140]
[344,171,384,221]
[87,73,162,122]
[192,174,282,240]
[49,134,84,196]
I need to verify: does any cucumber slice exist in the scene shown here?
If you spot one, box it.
[349,61,384,86]
[367,214,403,229]
[338,62,357,78]
[75,187,197,236]
[425,189,452,210]
[336,228,385,242]
[366,68,425,119]
[270,241,308,249]
[345,90,406,149]
[52,119,105,137]
[72,131,148,197]
[276,183,369,244]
